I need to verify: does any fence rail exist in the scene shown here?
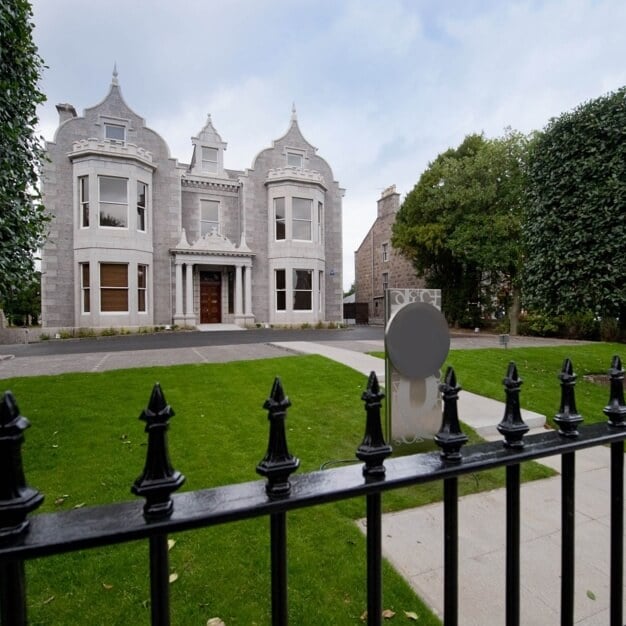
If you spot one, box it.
[0,356,625,625]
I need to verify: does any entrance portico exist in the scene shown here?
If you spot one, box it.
[172,229,254,327]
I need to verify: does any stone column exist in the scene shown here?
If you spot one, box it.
[174,261,184,324]
[185,263,194,323]
[244,265,253,317]
[235,264,243,319]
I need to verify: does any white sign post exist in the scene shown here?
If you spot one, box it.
[384,289,448,444]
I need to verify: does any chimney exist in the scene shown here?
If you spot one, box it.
[56,103,77,125]
[377,184,400,218]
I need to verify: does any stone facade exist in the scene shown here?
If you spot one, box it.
[354,185,424,323]
[41,72,344,330]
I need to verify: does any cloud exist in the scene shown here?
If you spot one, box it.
[30,0,626,290]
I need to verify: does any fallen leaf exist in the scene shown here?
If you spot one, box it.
[54,497,66,506]
[586,590,596,601]
[102,583,113,590]
[43,596,55,605]
[73,503,85,509]
[206,619,225,626]
[360,611,368,622]
[404,611,419,621]
[169,572,178,584]
[51,444,59,448]
[167,539,176,551]
[382,609,396,619]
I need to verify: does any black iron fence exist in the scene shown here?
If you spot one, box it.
[0,356,625,626]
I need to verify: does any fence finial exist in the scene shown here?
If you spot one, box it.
[0,391,43,540]
[604,355,626,427]
[256,377,300,498]
[356,371,392,477]
[554,358,583,437]
[132,383,185,520]
[435,367,468,462]
[497,362,529,448]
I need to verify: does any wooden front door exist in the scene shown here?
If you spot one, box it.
[200,272,221,323]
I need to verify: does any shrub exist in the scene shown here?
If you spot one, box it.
[39,333,49,341]
[300,322,311,329]
[600,317,622,342]
[77,328,96,338]
[100,327,118,337]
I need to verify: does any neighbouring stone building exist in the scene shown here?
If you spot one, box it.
[354,185,424,323]
[41,70,344,331]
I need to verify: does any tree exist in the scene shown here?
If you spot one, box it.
[524,87,626,331]
[0,1,47,302]
[2,270,40,326]
[392,131,531,331]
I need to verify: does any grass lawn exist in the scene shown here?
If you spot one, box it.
[6,356,435,625]
[2,353,555,624]
[372,342,624,429]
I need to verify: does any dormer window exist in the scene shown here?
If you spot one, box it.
[105,123,125,142]
[287,151,303,168]
[202,147,218,174]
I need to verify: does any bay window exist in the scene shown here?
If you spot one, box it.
[275,269,286,310]
[137,182,147,231]
[293,269,312,310]
[99,176,128,228]
[274,197,286,240]
[292,198,312,240]
[100,263,128,312]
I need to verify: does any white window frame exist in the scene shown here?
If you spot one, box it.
[274,197,286,241]
[292,197,312,241]
[79,175,89,228]
[104,123,126,142]
[100,263,129,313]
[200,199,220,235]
[382,272,389,293]
[275,269,286,311]
[201,146,218,174]
[286,151,303,168]
[382,242,389,262]
[317,201,323,244]
[293,269,313,311]
[138,264,148,313]
[137,181,148,232]
[318,270,324,314]
[80,262,90,314]
[98,176,128,229]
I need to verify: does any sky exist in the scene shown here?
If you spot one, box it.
[30,0,626,291]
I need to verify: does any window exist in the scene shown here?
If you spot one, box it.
[79,176,89,227]
[202,147,218,174]
[80,263,90,313]
[138,265,147,313]
[100,263,128,312]
[287,152,302,168]
[104,123,125,141]
[274,197,286,240]
[99,176,128,227]
[137,182,147,232]
[382,243,389,262]
[318,270,324,313]
[318,201,323,243]
[382,272,389,293]
[293,269,312,310]
[200,199,219,235]
[275,269,286,311]
[292,198,312,240]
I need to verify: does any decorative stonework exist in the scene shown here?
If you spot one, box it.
[173,228,252,255]
[265,167,327,189]
[181,177,240,193]
[69,138,155,168]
